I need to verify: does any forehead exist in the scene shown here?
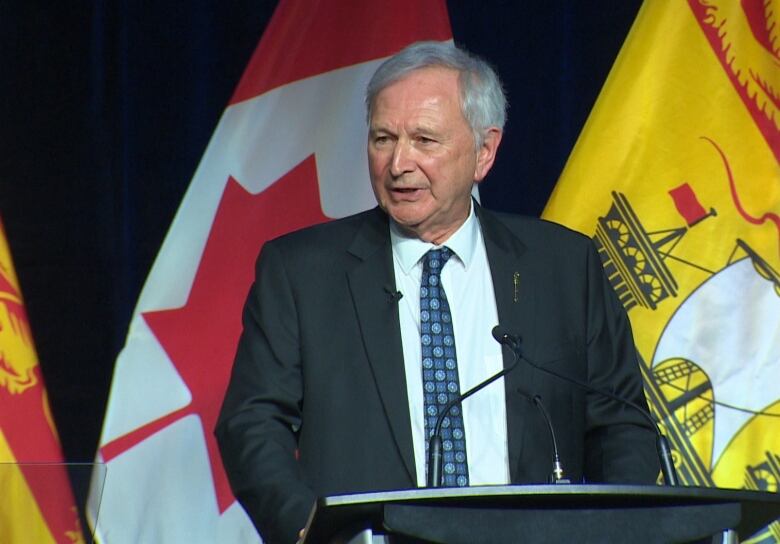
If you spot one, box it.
[370,66,463,122]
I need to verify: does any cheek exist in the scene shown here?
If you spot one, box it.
[368,169,387,202]
[368,151,387,178]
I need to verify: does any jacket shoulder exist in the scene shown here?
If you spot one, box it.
[481,208,593,253]
[265,207,382,253]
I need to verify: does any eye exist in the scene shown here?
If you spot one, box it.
[372,134,392,146]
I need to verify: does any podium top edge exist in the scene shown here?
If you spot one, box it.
[318,484,780,508]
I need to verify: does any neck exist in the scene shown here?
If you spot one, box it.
[397,202,474,245]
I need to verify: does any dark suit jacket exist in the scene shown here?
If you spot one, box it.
[216,205,659,544]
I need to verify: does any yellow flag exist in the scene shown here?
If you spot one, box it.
[545,1,779,541]
[0,217,83,544]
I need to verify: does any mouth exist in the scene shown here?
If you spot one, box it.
[390,187,425,198]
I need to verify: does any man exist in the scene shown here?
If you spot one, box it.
[216,41,659,544]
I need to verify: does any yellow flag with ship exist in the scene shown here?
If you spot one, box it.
[545,1,780,541]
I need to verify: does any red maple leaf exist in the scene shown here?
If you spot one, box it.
[99,155,329,512]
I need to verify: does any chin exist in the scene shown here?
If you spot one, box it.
[387,210,425,229]
[386,201,429,221]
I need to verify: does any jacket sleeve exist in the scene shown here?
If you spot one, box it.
[582,240,661,484]
[215,241,316,544]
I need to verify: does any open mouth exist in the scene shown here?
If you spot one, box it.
[392,187,424,195]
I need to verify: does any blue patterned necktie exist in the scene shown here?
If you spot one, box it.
[420,247,469,487]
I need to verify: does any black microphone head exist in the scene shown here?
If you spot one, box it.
[383,285,402,303]
[492,326,519,350]
[491,325,507,344]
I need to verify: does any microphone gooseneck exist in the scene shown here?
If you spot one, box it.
[531,395,569,484]
[501,339,568,484]
[491,325,679,487]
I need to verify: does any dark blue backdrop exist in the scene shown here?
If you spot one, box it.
[1,0,641,479]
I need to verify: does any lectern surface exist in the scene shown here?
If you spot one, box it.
[302,484,780,544]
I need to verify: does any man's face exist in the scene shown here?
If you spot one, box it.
[368,67,501,244]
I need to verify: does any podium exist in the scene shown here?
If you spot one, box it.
[303,485,780,543]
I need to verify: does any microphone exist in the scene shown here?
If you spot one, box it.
[426,347,520,488]
[513,388,570,484]
[383,285,403,303]
[529,394,569,484]
[491,326,679,486]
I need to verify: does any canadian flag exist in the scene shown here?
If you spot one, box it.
[88,1,451,542]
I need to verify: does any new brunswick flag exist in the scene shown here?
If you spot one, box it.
[0,218,83,543]
[545,1,780,541]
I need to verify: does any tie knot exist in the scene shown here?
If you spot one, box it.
[424,247,452,274]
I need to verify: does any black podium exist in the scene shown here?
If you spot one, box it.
[302,485,780,543]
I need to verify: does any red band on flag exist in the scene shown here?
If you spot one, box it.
[230,0,451,104]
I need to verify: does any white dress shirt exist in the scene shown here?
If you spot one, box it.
[390,203,510,487]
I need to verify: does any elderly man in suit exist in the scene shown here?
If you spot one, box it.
[216,41,659,544]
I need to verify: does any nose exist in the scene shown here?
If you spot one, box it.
[390,139,415,178]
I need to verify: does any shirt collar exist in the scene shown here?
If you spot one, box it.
[390,201,479,274]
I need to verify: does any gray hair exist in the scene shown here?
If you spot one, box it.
[365,41,507,147]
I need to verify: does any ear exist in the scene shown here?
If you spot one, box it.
[473,127,503,183]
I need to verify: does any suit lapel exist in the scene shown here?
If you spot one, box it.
[477,206,539,483]
[345,209,416,483]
